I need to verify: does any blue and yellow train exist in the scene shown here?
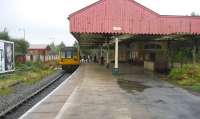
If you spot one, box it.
[58,47,80,72]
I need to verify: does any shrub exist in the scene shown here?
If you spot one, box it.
[169,64,200,89]
[191,84,200,92]
[178,79,198,86]
[169,64,200,80]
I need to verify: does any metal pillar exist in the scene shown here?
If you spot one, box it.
[112,37,119,75]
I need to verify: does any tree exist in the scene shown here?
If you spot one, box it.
[58,41,66,49]
[49,42,57,52]
[11,38,29,56]
[0,30,29,55]
[191,12,199,16]
[0,31,10,41]
[55,41,66,53]
[73,41,79,48]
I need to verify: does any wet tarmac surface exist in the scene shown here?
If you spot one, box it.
[117,64,200,119]
[117,79,151,94]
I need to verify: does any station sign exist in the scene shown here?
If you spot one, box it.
[0,39,15,74]
[113,26,122,31]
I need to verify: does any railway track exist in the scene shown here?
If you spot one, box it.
[0,71,70,119]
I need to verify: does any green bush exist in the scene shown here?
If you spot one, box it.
[178,79,198,86]
[191,84,200,92]
[169,64,200,90]
[169,64,200,80]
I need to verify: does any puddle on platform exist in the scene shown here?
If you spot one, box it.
[117,79,151,94]
[153,99,167,104]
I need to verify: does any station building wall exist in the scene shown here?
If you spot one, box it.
[108,41,169,72]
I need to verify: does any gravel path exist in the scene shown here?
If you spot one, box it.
[0,70,63,113]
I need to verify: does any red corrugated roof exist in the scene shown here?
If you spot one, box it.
[28,44,50,50]
[69,0,105,18]
[69,0,200,35]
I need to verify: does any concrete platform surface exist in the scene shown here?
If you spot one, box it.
[19,66,84,119]
[55,64,200,119]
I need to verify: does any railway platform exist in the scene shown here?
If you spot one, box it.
[20,63,200,119]
[19,65,83,119]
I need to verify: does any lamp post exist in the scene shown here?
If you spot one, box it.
[19,28,26,40]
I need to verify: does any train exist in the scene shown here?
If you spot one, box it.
[58,47,80,72]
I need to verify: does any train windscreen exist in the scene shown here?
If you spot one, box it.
[61,50,73,59]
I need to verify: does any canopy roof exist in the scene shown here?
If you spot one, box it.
[69,0,200,35]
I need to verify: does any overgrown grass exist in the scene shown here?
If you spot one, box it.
[168,64,200,92]
[0,87,13,96]
[0,61,57,96]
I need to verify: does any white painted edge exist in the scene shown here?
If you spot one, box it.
[19,67,80,119]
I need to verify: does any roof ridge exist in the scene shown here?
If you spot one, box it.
[128,0,160,16]
[69,0,105,18]
[69,0,161,18]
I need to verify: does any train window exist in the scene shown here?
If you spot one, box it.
[61,51,73,59]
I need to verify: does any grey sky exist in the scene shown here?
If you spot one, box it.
[0,0,200,46]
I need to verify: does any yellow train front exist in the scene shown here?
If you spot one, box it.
[58,47,80,72]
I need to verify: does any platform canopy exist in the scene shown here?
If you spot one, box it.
[69,0,200,46]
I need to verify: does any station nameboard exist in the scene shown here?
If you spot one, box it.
[112,26,122,31]
[0,40,15,73]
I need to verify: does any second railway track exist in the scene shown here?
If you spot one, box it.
[0,71,71,119]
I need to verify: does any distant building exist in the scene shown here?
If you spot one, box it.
[26,44,58,62]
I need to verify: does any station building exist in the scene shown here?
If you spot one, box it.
[26,44,58,62]
[69,0,200,74]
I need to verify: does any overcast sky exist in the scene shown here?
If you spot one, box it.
[0,0,200,46]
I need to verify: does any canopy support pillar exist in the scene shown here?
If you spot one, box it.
[112,37,119,75]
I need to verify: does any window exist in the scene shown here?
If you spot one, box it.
[61,50,73,59]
